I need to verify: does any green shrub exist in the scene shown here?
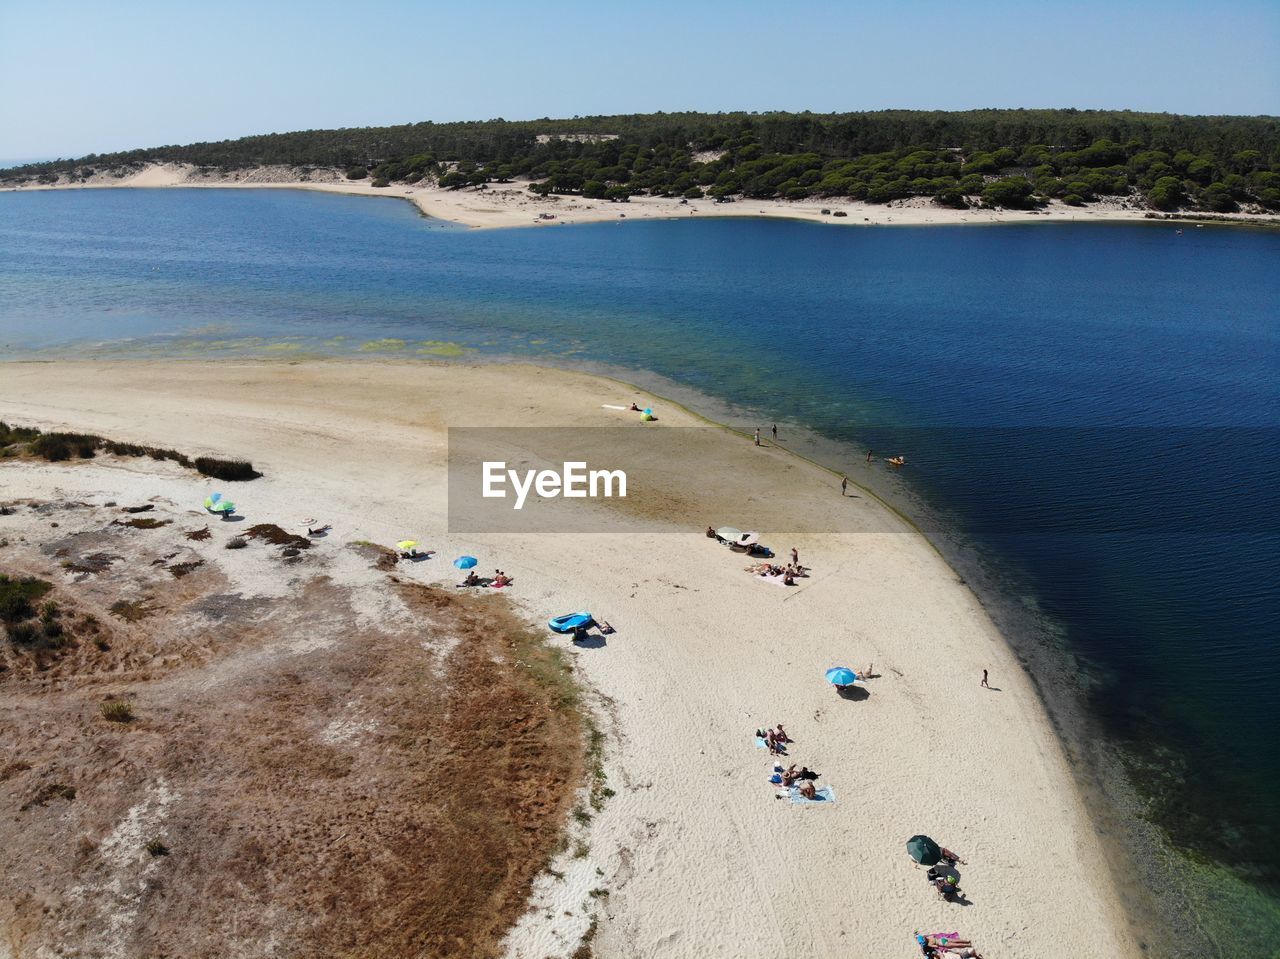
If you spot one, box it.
[0,575,52,623]
[32,432,99,460]
[100,700,135,723]
[194,457,261,481]
[345,166,368,180]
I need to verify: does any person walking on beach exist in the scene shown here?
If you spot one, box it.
[754,428,761,446]
[771,424,777,441]
[790,546,799,568]
[981,669,990,688]
[866,449,873,463]
[841,475,848,496]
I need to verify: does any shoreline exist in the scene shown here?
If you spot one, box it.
[0,358,1140,957]
[4,161,1278,231]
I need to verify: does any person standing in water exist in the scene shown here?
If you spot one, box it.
[866,449,873,463]
[772,424,777,441]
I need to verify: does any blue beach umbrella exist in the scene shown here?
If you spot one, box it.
[454,556,478,569]
[825,666,857,687]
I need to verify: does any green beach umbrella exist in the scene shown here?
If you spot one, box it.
[204,493,235,514]
[906,835,942,866]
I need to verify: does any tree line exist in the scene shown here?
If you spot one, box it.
[6,110,1279,213]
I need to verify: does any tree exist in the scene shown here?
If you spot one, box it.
[981,176,1034,209]
[582,180,608,199]
[1147,176,1184,211]
[345,166,367,180]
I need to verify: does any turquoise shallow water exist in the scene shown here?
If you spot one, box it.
[2,188,1278,951]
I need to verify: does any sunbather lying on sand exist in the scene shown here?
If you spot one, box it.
[916,933,981,957]
[797,780,818,800]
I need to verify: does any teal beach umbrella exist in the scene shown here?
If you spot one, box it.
[906,835,942,865]
[454,556,478,569]
[825,666,857,686]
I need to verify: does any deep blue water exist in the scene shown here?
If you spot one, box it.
[2,188,1279,944]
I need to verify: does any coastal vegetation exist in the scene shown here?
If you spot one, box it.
[5,109,1279,213]
[0,421,261,480]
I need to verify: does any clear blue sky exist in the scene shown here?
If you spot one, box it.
[2,0,1277,160]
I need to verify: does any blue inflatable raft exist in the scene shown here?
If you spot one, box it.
[548,612,595,634]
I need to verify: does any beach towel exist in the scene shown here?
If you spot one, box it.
[601,404,628,410]
[788,786,835,804]
[757,573,792,587]
[755,736,768,749]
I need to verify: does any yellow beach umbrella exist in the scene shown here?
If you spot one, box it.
[396,540,419,551]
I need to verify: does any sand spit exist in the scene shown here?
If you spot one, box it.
[0,360,1141,958]
[4,161,1276,231]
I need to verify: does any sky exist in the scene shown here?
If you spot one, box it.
[2,0,1278,161]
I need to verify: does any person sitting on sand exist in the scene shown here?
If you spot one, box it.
[493,570,511,587]
[773,724,791,744]
[940,847,967,865]
[781,764,801,788]
[855,664,875,681]
[459,571,480,587]
[797,780,818,800]
[706,525,716,538]
[630,402,641,412]
[783,569,796,586]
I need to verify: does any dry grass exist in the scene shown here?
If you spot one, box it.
[113,517,171,530]
[244,523,311,550]
[1,510,589,959]
[109,598,159,622]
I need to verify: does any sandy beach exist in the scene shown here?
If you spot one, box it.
[0,359,1141,958]
[5,161,1274,231]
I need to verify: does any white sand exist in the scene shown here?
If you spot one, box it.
[0,360,1139,957]
[5,161,1273,231]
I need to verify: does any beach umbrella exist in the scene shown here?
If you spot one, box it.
[825,666,857,687]
[715,526,743,542]
[396,540,420,551]
[454,556,478,569]
[204,494,234,514]
[906,835,942,866]
[739,531,760,547]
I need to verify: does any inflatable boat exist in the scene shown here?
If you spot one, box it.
[548,612,595,634]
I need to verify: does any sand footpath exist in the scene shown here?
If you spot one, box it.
[5,161,1275,231]
[0,360,1140,958]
